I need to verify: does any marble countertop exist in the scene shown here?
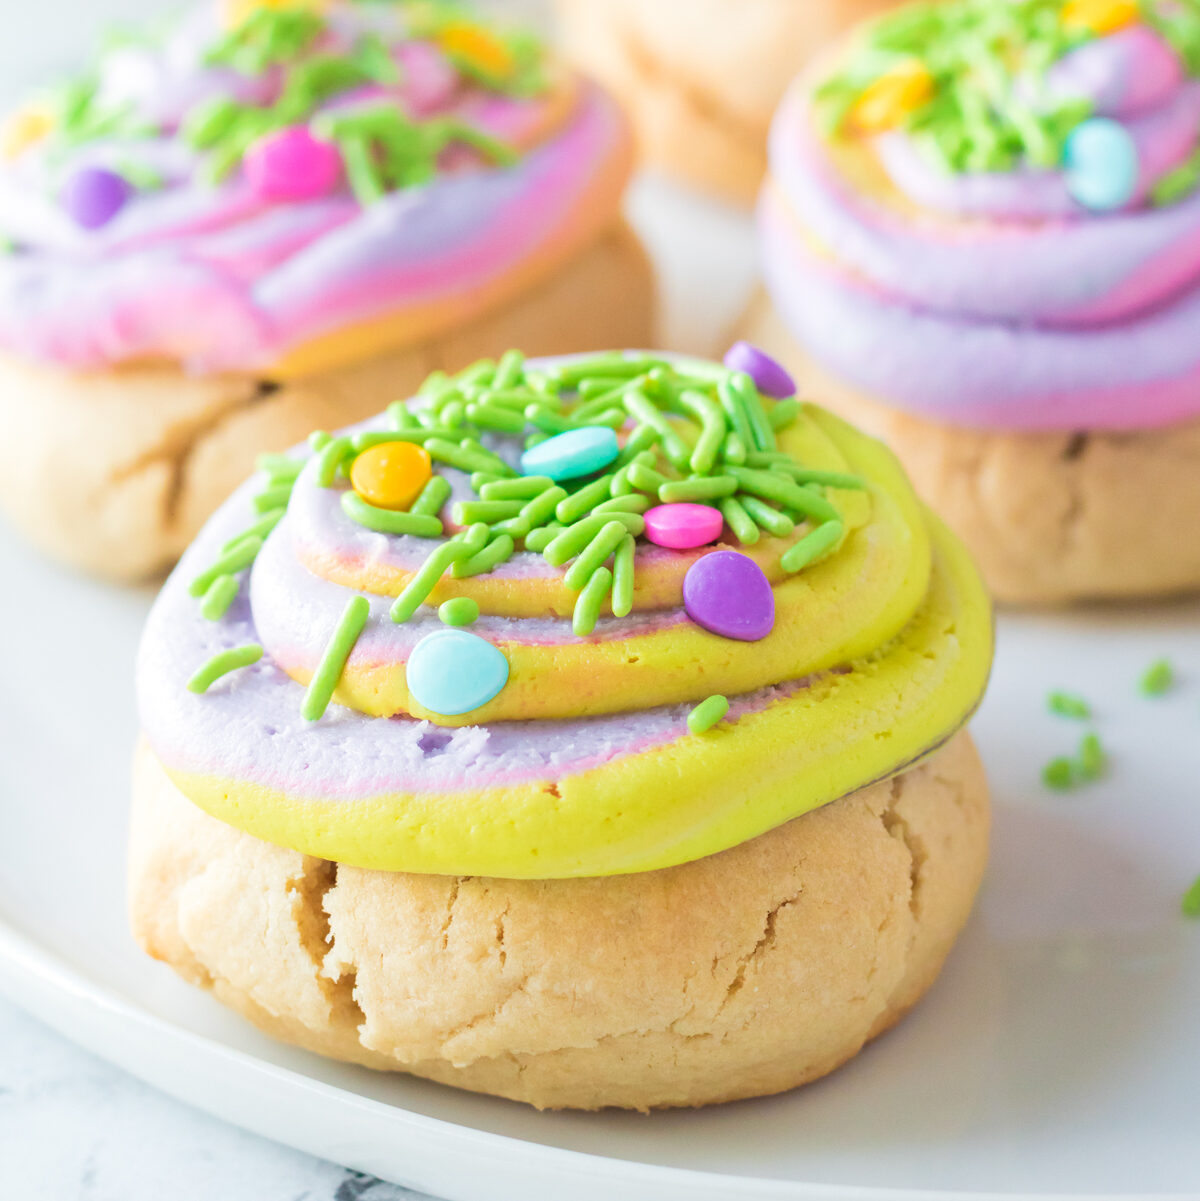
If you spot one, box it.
[0,997,431,1200]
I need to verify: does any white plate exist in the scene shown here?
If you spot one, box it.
[2,175,1200,1200]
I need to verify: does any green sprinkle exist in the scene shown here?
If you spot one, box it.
[721,430,748,466]
[739,495,794,538]
[688,694,730,734]
[350,429,432,451]
[439,597,480,627]
[768,398,802,431]
[781,520,845,573]
[189,536,263,598]
[492,348,525,390]
[1140,658,1174,696]
[626,461,670,493]
[466,402,527,433]
[563,520,629,590]
[252,484,293,514]
[728,466,841,523]
[524,405,577,435]
[1042,756,1078,791]
[452,533,515,578]
[731,373,776,453]
[544,512,645,566]
[524,524,563,552]
[623,388,691,470]
[409,475,452,519]
[614,423,661,467]
[555,474,614,524]
[315,436,352,487]
[425,438,516,477]
[717,376,757,454]
[1183,874,1200,918]
[390,540,473,622]
[388,401,420,430]
[199,575,240,622]
[593,495,651,516]
[480,476,553,501]
[519,485,568,529]
[609,465,634,497]
[340,492,443,538]
[1047,691,1091,720]
[1078,732,1106,781]
[456,522,490,555]
[301,595,370,722]
[719,496,760,546]
[490,516,532,539]
[612,534,636,618]
[768,464,867,491]
[659,475,738,503]
[573,566,613,636]
[186,644,263,694]
[221,507,285,553]
[677,388,727,476]
[255,452,303,480]
[453,499,523,525]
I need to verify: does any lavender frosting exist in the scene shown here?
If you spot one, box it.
[761,23,1200,432]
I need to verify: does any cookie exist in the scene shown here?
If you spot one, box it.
[0,1,652,579]
[130,730,989,1111]
[0,225,651,580]
[554,0,898,205]
[749,0,1200,602]
[131,347,993,1108]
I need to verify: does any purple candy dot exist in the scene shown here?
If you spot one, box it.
[724,341,796,399]
[683,550,775,642]
[61,166,131,230]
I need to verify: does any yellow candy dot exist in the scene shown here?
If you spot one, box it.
[350,442,433,512]
[437,22,517,80]
[2,105,54,161]
[850,60,935,135]
[1062,0,1140,35]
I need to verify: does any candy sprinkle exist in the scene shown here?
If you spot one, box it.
[1047,691,1092,720]
[1140,658,1174,697]
[301,594,370,721]
[688,694,730,734]
[406,627,509,717]
[187,644,263,694]
[1183,874,1200,918]
[439,597,480,627]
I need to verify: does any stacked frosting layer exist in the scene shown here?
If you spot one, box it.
[138,349,992,879]
[0,1,630,375]
[762,0,1200,431]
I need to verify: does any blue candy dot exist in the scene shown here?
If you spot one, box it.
[1063,118,1139,213]
[520,426,619,482]
[406,628,509,717]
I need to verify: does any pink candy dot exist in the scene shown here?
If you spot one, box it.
[644,503,725,550]
[244,126,342,202]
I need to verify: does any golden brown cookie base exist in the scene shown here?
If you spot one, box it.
[739,290,1200,605]
[129,731,989,1111]
[0,222,654,581]
[554,0,897,206]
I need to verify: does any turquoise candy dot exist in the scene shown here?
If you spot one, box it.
[406,628,509,717]
[520,426,619,482]
[1063,118,1139,213]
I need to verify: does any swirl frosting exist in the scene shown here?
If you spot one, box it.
[137,349,992,879]
[0,1,631,376]
[761,0,1200,431]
